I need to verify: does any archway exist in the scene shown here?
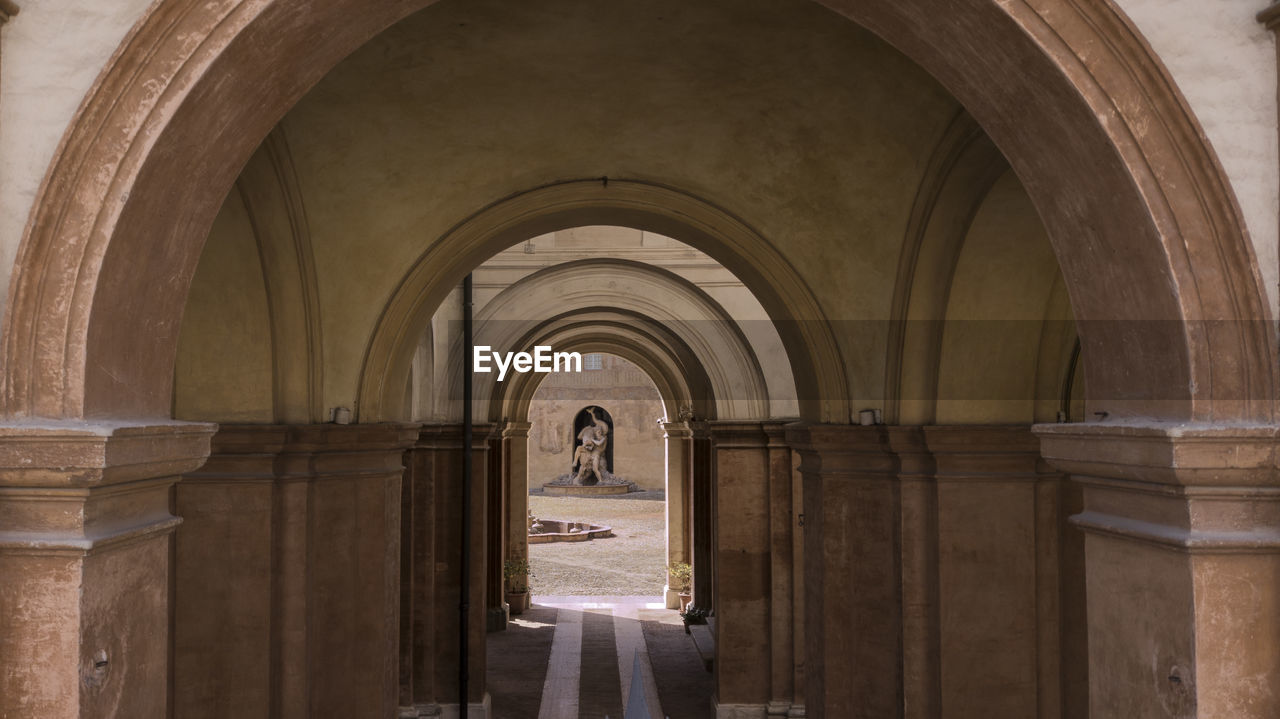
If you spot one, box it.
[1,0,1272,424]
[2,2,1277,717]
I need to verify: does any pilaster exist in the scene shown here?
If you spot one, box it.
[663,420,693,608]
[923,425,1058,719]
[176,422,417,718]
[786,422,900,719]
[709,421,773,712]
[407,423,493,712]
[0,420,215,719]
[1036,422,1280,718]
[763,422,801,718]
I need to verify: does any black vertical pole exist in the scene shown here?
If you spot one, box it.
[460,274,474,718]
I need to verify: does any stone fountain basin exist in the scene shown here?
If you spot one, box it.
[541,482,631,496]
[528,520,614,543]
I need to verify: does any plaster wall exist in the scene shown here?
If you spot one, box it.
[1114,0,1279,315]
[0,0,1276,418]
[267,0,958,413]
[0,1,152,313]
[935,171,1065,424]
[173,190,274,422]
[526,354,666,491]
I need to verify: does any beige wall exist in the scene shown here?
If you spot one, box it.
[219,0,961,416]
[1114,0,1279,312]
[2,0,1276,338]
[174,190,274,422]
[935,171,1068,424]
[0,1,153,311]
[526,354,666,491]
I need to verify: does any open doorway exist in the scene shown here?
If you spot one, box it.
[526,354,669,600]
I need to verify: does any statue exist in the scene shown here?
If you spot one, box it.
[571,406,610,484]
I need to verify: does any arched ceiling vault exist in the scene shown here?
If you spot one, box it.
[2,0,1273,425]
[454,258,774,421]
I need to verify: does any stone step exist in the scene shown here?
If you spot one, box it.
[687,620,715,673]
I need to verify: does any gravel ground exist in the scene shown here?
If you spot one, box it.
[528,493,667,596]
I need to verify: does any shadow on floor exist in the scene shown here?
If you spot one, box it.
[486,597,713,719]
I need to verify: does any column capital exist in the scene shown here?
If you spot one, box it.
[1034,421,1279,487]
[501,420,531,439]
[1035,421,1280,552]
[707,419,769,447]
[923,424,1043,478]
[0,420,216,487]
[0,420,216,553]
[0,1,17,26]
[414,422,496,449]
[661,420,692,438]
[784,422,896,477]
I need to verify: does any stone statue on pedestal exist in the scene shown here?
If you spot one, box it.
[571,406,610,485]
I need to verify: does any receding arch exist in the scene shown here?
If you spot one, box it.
[435,258,774,424]
[0,0,1274,424]
[234,127,325,423]
[493,325,703,425]
[887,110,1008,425]
[357,183,833,422]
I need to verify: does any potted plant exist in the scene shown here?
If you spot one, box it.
[668,561,693,611]
[680,604,710,632]
[503,558,533,615]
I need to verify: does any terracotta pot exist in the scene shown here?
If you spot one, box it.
[506,591,529,615]
[678,592,692,612]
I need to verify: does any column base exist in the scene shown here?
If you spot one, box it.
[486,605,508,632]
[664,585,681,609]
[713,698,768,718]
[766,700,793,717]
[436,693,491,718]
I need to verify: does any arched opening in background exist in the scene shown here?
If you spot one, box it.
[2,0,1276,717]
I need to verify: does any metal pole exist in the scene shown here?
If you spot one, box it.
[460,273,474,718]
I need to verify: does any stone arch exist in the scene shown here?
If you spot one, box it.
[0,0,1273,426]
[485,320,713,609]
[485,317,710,425]
[435,258,775,424]
[887,110,1009,425]
[233,127,325,423]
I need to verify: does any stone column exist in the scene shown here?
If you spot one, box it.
[412,423,492,716]
[886,426,939,719]
[924,425,1057,719]
[709,421,773,715]
[485,426,505,631]
[176,422,416,719]
[1036,422,1280,719]
[786,423,901,719]
[502,421,531,601]
[763,422,800,718]
[788,429,806,718]
[663,420,692,608]
[691,421,715,607]
[0,421,215,719]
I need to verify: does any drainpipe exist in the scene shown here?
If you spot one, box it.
[460,273,474,718]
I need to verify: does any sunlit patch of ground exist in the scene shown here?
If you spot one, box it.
[527,493,667,596]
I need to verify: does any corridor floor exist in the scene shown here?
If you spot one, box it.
[486,596,713,719]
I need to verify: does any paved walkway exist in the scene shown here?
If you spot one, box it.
[486,596,713,719]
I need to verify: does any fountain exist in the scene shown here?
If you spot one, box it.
[527,509,613,543]
[542,405,637,495]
